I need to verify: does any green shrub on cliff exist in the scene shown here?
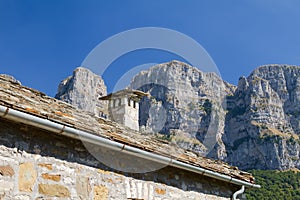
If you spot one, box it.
[246,169,300,200]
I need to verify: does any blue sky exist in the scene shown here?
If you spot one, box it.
[1,0,300,96]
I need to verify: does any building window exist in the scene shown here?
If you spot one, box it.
[128,98,131,107]
[133,101,136,108]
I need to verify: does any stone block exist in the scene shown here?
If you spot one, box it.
[41,173,61,182]
[19,162,37,192]
[38,184,70,197]
[155,188,166,195]
[0,165,14,176]
[76,176,91,200]
[38,164,53,170]
[94,185,108,200]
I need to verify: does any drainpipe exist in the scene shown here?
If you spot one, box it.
[232,185,245,200]
[0,105,261,189]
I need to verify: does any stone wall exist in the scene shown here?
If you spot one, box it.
[0,118,238,199]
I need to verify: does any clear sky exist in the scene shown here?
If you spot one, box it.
[1,0,300,96]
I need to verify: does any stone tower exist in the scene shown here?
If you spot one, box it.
[99,89,148,131]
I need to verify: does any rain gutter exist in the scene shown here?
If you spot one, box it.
[0,105,261,189]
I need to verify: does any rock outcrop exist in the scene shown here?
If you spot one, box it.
[224,65,300,170]
[129,62,300,170]
[55,62,300,171]
[55,67,107,117]
[129,60,234,159]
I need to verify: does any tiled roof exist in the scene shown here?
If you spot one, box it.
[0,75,256,185]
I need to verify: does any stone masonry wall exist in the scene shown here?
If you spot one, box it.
[0,118,238,200]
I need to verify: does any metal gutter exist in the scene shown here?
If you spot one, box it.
[0,105,261,188]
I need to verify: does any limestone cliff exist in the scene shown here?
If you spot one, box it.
[55,63,300,170]
[129,62,300,170]
[129,60,234,159]
[224,65,300,170]
[55,67,107,117]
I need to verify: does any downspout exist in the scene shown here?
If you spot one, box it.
[232,185,245,200]
[0,105,261,189]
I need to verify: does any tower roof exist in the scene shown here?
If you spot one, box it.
[99,89,148,101]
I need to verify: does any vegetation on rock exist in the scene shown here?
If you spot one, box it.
[245,169,300,200]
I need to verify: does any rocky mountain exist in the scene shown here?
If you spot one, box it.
[224,65,300,170]
[129,62,300,170]
[55,62,300,171]
[55,67,107,117]
[129,60,234,159]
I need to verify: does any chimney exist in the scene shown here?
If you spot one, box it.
[99,89,148,131]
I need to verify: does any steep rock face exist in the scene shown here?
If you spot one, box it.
[55,63,300,171]
[55,67,107,117]
[224,65,300,170]
[130,60,234,158]
[251,65,300,134]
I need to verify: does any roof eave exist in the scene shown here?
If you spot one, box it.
[99,89,149,100]
[0,104,260,189]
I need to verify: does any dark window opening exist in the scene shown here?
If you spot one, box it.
[128,98,131,107]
